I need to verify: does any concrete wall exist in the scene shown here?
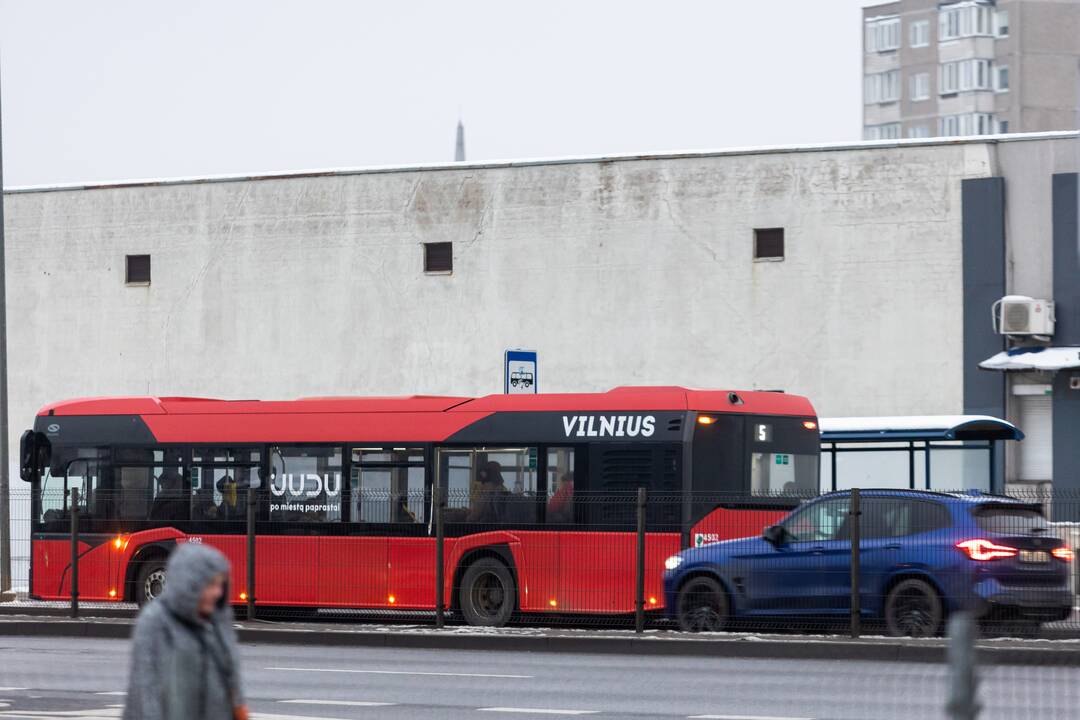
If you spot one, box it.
[1015,0,1080,132]
[2,142,996,447]
[996,135,1080,298]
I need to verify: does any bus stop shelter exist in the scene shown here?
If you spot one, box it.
[818,416,1023,494]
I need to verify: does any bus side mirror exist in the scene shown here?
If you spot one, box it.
[19,431,47,482]
[19,431,35,481]
[763,525,787,546]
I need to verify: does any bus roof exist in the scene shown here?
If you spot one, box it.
[37,387,815,418]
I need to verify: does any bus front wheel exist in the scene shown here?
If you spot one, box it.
[135,559,168,606]
[459,558,515,627]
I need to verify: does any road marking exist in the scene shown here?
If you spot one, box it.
[266,666,533,679]
[0,691,27,693]
[255,714,388,720]
[279,700,395,707]
[688,715,815,720]
[478,709,600,716]
[0,710,122,718]
[94,692,126,696]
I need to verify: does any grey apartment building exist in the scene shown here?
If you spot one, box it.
[863,0,1080,140]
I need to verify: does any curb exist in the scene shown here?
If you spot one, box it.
[2,618,1079,665]
[0,605,136,619]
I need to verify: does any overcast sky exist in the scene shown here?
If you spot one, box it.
[0,0,870,187]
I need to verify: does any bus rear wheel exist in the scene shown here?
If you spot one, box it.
[135,560,167,606]
[459,558,515,627]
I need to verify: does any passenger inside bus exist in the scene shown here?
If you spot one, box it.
[547,472,574,524]
[148,469,189,522]
[193,475,245,521]
[465,461,510,523]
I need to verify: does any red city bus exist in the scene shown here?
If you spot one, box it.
[19,386,819,625]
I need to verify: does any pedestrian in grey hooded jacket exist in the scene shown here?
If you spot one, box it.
[122,543,248,720]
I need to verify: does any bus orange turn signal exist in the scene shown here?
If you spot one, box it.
[388,595,396,604]
[239,592,248,601]
[803,421,818,430]
[109,589,117,598]
[697,416,716,425]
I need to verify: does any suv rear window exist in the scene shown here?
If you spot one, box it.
[973,505,1048,534]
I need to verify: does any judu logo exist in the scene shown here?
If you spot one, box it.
[270,473,342,497]
[561,415,656,438]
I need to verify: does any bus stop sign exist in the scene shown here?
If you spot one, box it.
[505,350,537,394]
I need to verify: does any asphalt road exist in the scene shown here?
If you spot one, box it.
[0,636,1077,720]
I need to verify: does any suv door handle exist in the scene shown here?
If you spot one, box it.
[811,546,826,555]
[884,543,902,550]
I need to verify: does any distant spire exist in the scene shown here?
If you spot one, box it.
[454,119,466,162]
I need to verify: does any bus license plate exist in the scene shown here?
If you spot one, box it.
[1019,550,1050,564]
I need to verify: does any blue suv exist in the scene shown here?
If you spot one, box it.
[663,490,1074,637]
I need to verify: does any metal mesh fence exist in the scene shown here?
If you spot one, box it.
[3,486,1080,718]
[4,487,1080,637]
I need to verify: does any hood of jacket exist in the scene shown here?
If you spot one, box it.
[160,543,231,623]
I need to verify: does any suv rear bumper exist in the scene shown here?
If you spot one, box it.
[974,583,1073,622]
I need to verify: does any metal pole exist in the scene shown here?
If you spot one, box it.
[849,487,861,639]
[69,488,79,619]
[945,612,980,720]
[246,484,256,621]
[0,51,12,599]
[435,485,445,628]
[635,487,647,633]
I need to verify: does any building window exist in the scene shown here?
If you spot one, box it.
[999,119,1010,134]
[939,113,994,137]
[940,62,959,94]
[910,73,930,101]
[125,255,151,285]
[939,59,992,95]
[939,2,993,42]
[865,16,901,53]
[910,20,930,48]
[864,123,902,141]
[996,65,1009,92]
[423,242,453,273]
[864,70,901,104]
[754,228,785,262]
[908,125,930,139]
[996,9,1009,37]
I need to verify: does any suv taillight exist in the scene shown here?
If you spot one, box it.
[956,539,1017,561]
[1052,547,1074,562]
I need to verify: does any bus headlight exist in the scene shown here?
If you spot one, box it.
[664,555,683,571]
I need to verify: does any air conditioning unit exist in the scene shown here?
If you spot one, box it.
[992,296,1055,337]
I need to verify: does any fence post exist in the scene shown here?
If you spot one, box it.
[435,485,446,629]
[945,612,979,720]
[635,487,647,634]
[69,487,79,619]
[246,484,256,621]
[849,487,861,639]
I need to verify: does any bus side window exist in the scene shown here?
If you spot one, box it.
[351,448,426,523]
[114,449,186,521]
[269,446,343,523]
[546,447,575,525]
